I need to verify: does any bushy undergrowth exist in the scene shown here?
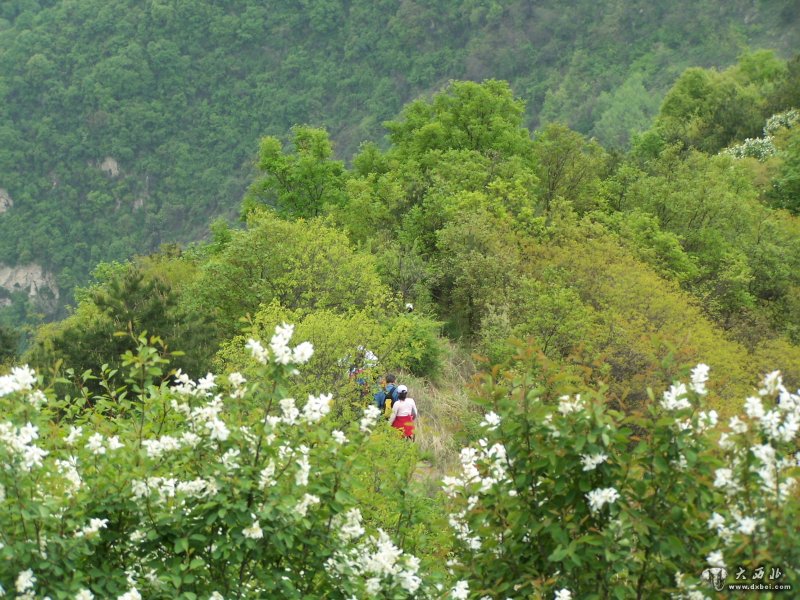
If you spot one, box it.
[2,327,799,599]
[0,325,435,599]
[443,348,800,599]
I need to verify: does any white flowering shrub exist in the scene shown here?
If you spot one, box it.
[443,350,800,598]
[764,108,799,136]
[724,108,798,161]
[723,136,776,161]
[0,325,431,598]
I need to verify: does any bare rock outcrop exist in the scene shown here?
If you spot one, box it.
[0,264,59,311]
[0,189,12,213]
[99,156,120,177]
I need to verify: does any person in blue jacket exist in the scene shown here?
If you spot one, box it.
[374,374,399,411]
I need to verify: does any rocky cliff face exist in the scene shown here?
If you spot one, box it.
[0,263,59,311]
[0,189,12,213]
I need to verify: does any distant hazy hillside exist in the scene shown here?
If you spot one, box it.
[0,0,798,321]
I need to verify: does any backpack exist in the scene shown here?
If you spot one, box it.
[373,383,397,411]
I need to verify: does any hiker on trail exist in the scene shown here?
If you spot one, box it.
[373,374,399,412]
[349,346,377,399]
[389,384,418,440]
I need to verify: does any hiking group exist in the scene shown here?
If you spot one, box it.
[347,345,419,440]
[373,374,418,440]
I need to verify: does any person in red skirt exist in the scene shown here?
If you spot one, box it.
[388,384,418,440]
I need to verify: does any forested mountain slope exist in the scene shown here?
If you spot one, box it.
[0,0,798,322]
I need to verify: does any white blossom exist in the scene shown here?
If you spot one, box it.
[75,589,95,600]
[451,580,469,600]
[360,404,382,433]
[555,590,572,600]
[706,550,725,568]
[736,516,759,536]
[332,508,365,542]
[27,389,47,409]
[0,421,48,471]
[270,323,295,365]
[690,364,710,396]
[85,433,106,455]
[707,513,725,531]
[713,468,741,494]
[245,339,268,364]
[243,515,263,540]
[728,416,748,434]
[280,398,300,425]
[0,365,36,397]
[15,570,35,593]
[586,487,620,514]
[65,425,83,446]
[661,383,691,411]
[480,411,501,430]
[220,448,241,471]
[294,493,320,517]
[303,393,331,423]
[558,395,584,415]
[295,446,311,487]
[292,341,314,365]
[580,453,608,471]
[744,396,764,419]
[259,461,276,489]
[697,410,718,432]
[75,518,109,538]
[759,371,783,396]
[206,418,230,442]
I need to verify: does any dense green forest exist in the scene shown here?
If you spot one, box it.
[0,0,799,328]
[19,48,800,414]
[2,70,800,595]
[1,4,800,595]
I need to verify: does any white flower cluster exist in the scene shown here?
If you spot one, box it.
[724,136,776,160]
[326,529,422,597]
[442,442,512,497]
[117,588,142,600]
[142,435,182,459]
[672,571,710,600]
[661,383,690,411]
[708,370,800,556]
[131,476,219,505]
[764,108,798,135]
[15,569,36,598]
[690,364,710,396]
[480,411,501,431]
[557,394,584,415]
[85,432,124,455]
[303,393,332,423]
[171,394,230,442]
[580,453,608,471]
[294,493,320,518]
[171,369,218,397]
[451,580,469,599]
[0,421,48,471]
[331,508,365,542]
[55,457,82,495]
[245,323,314,367]
[586,487,620,514]
[359,404,382,433]
[243,514,263,540]
[442,442,512,552]
[75,517,109,538]
[0,365,36,397]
